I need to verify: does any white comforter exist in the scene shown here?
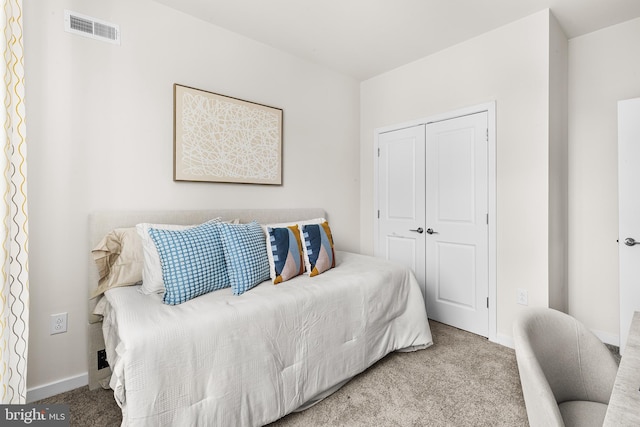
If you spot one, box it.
[98,251,433,426]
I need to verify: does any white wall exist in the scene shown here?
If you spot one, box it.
[360,10,556,342]
[24,0,360,393]
[568,17,640,343]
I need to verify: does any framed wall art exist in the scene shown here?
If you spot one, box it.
[173,84,283,184]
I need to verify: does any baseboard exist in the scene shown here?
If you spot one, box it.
[26,373,88,403]
[494,332,514,349]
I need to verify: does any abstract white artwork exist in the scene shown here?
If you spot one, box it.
[174,84,282,184]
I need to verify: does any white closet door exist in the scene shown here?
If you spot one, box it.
[425,112,489,337]
[376,125,427,299]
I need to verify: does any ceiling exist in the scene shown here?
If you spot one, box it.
[155,0,640,81]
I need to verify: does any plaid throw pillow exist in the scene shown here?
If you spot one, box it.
[149,221,229,305]
[219,221,270,295]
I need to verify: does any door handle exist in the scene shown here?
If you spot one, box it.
[426,228,437,235]
[409,227,424,234]
[624,237,639,247]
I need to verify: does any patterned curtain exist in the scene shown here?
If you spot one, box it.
[0,0,28,404]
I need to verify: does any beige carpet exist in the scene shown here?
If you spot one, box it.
[35,321,529,426]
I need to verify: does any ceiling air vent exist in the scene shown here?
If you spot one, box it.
[64,10,120,45]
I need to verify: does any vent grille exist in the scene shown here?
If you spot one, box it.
[64,10,120,45]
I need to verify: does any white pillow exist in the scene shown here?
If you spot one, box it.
[136,218,224,294]
[91,227,143,298]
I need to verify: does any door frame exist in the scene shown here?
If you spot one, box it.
[373,101,497,343]
[618,97,640,354]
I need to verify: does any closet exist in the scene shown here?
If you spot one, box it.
[374,103,496,338]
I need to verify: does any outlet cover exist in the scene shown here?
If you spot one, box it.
[50,312,68,335]
[516,289,528,306]
[97,349,109,370]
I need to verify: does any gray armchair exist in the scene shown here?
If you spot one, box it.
[513,308,618,427]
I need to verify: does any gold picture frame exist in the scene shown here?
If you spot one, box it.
[173,84,283,184]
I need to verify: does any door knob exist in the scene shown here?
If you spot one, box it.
[426,228,437,235]
[409,227,424,234]
[624,237,639,247]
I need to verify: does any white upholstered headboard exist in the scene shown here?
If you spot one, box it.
[87,208,326,389]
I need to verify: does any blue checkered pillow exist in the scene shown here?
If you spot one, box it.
[218,221,270,295]
[149,221,229,305]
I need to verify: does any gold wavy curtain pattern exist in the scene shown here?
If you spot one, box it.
[0,0,28,404]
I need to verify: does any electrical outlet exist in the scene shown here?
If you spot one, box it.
[516,288,528,306]
[97,349,109,370]
[50,313,68,335]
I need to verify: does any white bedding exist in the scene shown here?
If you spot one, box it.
[98,251,433,426]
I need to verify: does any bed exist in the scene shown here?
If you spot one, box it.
[87,208,432,426]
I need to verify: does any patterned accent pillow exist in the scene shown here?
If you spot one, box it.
[219,221,270,295]
[136,219,219,295]
[266,225,304,284]
[301,221,336,277]
[262,217,325,271]
[137,218,237,294]
[148,221,229,305]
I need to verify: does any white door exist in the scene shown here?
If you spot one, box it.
[376,125,426,297]
[618,98,640,354]
[425,112,489,337]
